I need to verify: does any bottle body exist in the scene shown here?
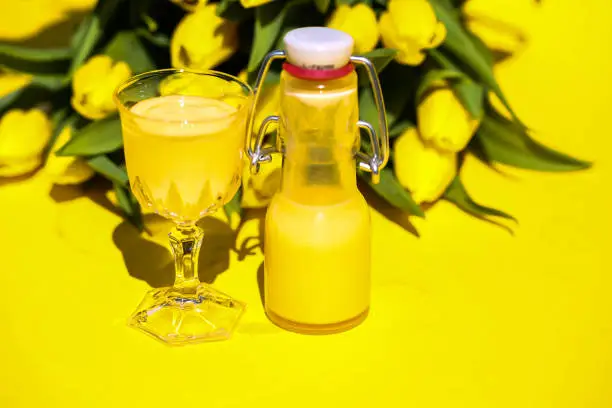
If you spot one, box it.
[264,69,371,333]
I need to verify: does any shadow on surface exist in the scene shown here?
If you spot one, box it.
[238,209,267,308]
[358,181,421,237]
[113,214,237,288]
[49,178,120,215]
[0,171,38,187]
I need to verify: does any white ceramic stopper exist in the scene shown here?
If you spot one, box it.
[283,27,354,70]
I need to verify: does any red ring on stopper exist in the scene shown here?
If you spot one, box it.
[282,62,354,80]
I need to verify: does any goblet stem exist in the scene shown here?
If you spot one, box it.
[169,224,204,292]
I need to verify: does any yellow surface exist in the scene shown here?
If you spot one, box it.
[1,1,611,406]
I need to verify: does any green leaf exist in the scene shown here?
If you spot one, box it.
[357,48,398,86]
[43,110,75,160]
[379,64,415,125]
[217,0,253,22]
[70,15,101,74]
[56,116,123,157]
[358,64,411,141]
[31,74,68,91]
[360,168,425,217]
[389,119,415,138]
[475,111,592,172]
[135,28,170,47]
[0,43,72,62]
[114,182,144,231]
[248,2,287,72]
[87,154,129,186]
[415,68,463,102]
[430,1,521,125]
[444,176,516,221]
[0,88,25,113]
[69,0,122,74]
[358,88,378,136]
[315,0,331,13]
[104,31,156,74]
[427,50,484,118]
[224,187,243,224]
[464,29,495,67]
[216,0,238,15]
[248,0,309,72]
[453,78,485,119]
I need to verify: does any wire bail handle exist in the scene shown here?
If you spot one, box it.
[245,50,390,184]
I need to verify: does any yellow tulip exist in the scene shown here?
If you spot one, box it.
[463,0,534,55]
[43,125,95,185]
[241,152,283,208]
[0,70,32,98]
[0,0,96,41]
[393,127,456,204]
[171,4,238,70]
[379,0,447,66]
[327,4,379,54]
[0,109,52,177]
[240,0,274,8]
[71,55,132,120]
[417,80,481,153]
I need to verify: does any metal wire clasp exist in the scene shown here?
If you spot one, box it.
[349,56,389,184]
[245,51,390,184]
[245,50,286,175]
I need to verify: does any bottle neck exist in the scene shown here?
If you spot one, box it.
[279,145,357,205]
[277,69,359,206]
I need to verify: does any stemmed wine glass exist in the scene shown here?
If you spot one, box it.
[114,69,252,345]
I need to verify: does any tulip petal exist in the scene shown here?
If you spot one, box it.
[171,4,238,71]
[44,126,95,185]
[71,55,132,120]
[430,22,447,48]
[394,128,457,204]
[327,4,379,54]
[0,157,41,177]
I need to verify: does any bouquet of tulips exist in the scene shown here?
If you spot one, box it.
[0,0,589,230]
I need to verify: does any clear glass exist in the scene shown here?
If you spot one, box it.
[114,69,252,345]
[264,70,371,334]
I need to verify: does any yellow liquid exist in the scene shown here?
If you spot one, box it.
[264,70,371,333]
[265,191,371,331]
[122,95,247,222]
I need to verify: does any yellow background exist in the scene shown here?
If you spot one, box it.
[1,1,611,406]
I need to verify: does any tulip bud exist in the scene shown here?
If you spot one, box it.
[327,4,379,54]
[418,80,481,153]
[171,4,238,70]
[393,127,456,204]
[72,55,132,120]
[379,0,447,66]
[463,0,534,56]
[0,70,32,98]
[44,125,95,185]
[0,109,51,177]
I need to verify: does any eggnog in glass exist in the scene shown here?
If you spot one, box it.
[114,69,252,345]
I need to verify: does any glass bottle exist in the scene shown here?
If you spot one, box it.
[248,27,389,334]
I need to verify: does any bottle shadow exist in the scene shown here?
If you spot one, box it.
[112,214,237,288]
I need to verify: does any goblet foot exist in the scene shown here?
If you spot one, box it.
[128,283,246,345]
